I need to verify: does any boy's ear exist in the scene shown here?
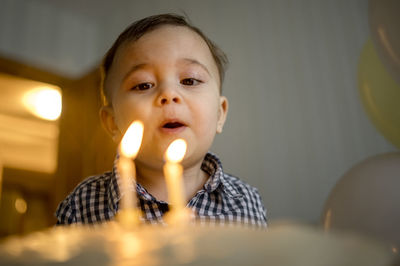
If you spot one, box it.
[216,96,229,134]
[100,106,121,143]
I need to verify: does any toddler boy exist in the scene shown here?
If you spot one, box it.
[56,13,267,227]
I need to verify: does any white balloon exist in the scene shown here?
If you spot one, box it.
[322,152,400,249]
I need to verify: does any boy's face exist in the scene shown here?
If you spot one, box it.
[101,25,228,169]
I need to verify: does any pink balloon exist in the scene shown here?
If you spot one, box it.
[322,152,400,249]
[369,0,400,85]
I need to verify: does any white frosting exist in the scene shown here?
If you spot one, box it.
[0,222,394,265]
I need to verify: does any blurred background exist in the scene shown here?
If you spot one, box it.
[0,0,398,238]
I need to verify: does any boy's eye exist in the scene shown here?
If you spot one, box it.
[181,78,201,86]
[131,82,153,91]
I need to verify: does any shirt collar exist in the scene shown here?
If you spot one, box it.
[107,151,243,213]
[202,152,243,198]
[107,152,155,213]
[201,152,223,192]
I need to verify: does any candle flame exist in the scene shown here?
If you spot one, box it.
[120,121,144,158]
[165,139,187,163]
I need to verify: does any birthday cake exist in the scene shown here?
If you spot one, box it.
[0,222,394,266]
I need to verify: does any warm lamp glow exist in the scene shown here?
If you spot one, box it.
[15,197,27,214]
[22,87,62,121]
[165,139,187,163]
[120,121,144,158]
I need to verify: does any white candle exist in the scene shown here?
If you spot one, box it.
[163,139,189,224]
[164,162,184,211]
[117,121,144,226]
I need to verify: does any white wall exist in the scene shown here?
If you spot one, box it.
[0,0,99,77]
[0,0,395,223]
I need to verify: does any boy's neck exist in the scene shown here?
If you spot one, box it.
[134,160,209,204]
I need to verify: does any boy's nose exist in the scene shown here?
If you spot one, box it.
[159,97,180,105]
[156,84,182,106]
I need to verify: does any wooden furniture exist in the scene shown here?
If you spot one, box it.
[0,56,115,236]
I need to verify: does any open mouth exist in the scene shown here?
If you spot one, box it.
[163,122,185,129]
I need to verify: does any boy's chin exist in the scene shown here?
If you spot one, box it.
[134,152,205,171]
[135,157,165,171]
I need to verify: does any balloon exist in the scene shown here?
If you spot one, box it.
[369,0,400,84]
[321,152,400,250]
[358,39,400,149]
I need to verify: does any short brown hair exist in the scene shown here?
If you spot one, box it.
[100,13,228,106]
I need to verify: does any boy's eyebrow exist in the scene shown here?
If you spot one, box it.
[180,58,210,75]
[122,59,210,81]
[123,63,148,81]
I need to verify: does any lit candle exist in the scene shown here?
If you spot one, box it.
[163,139,190,224]
[117,120,144,226]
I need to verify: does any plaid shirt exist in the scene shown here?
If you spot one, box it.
[55,152,267,227]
